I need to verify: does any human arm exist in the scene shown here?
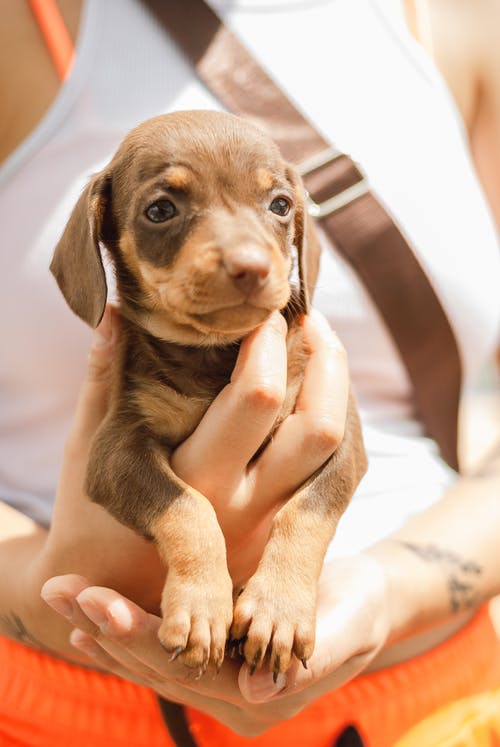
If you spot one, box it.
[41,435,500,741]
[408,0,500,230]
[34,305,500,733]
[38,320,500,733]
[0,307,348,670]
[418,0,500,380]
[0,502,50,650]
[0,308,162,664]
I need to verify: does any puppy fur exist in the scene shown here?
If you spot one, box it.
[51,111,367,677]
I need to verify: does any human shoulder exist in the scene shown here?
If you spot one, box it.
[426,0,500,126]
[428,0,500,227]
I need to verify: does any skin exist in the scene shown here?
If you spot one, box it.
[1,0,500,737]
[403,0,500,228]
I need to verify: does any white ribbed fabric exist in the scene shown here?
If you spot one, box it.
[1,0,499,553]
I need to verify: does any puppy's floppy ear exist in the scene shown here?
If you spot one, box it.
[286,165,321,315]
[50,172,112,328]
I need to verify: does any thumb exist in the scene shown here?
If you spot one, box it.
[70,306,119,444]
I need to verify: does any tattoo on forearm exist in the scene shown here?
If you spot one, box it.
[397,541,483,614]
[0,611,51,652]
[0,611,106,670]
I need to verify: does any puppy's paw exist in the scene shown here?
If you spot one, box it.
[158,571,233,675]
[230,572,316,680]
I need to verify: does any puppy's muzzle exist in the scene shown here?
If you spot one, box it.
[222,243,271,297]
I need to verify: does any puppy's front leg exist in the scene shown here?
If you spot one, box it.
[87,417,233,673]
[231,395,367,678]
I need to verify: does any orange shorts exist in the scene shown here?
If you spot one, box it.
[1,605,499,747]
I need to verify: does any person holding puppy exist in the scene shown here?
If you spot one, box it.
[1,0,500,745]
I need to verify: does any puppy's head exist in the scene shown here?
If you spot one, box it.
[51,111,316,346]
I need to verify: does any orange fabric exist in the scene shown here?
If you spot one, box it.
[394,689,500,747]
[187,605,500,747]
[28,0,75,80]
[1,606,500,747]
[0,635,174,747]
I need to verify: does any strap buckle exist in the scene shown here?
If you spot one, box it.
[298,147,370,218]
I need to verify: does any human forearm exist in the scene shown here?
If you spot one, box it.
[0,501,56,647]
[0,499,45,628]
[0,499,112,666]
[369,441,500,644]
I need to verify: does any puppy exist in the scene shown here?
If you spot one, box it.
[51,111,367,678]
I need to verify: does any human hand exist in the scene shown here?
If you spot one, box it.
[40,553,390,735]
[25,306,164,660]
[171,309,349,584]
[35,307,349,660]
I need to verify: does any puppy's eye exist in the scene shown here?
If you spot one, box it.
[145,200,177,223]
[269,197,291,217]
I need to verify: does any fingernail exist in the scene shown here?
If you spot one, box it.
[270,310,287,333]
[107,599,133,631]
[42,594,74,620]
[76,596,108,627]
[241,668,287,701]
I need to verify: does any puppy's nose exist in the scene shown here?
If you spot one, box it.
[223,247,271,295]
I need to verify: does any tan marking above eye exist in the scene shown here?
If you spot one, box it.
[165,166,193,191]
[255,168,275,192]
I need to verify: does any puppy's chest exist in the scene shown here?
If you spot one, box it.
[130,325,306,449]
[133,381,213,447]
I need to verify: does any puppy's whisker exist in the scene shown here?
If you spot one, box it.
[286,295,303,320]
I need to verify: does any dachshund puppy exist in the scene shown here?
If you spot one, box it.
[51,111,367,679]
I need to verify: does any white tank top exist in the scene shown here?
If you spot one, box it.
[1,0,499,554]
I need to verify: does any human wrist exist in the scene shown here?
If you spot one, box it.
[365,538,452,645]
[15,544,91,663]
[0,522,78,660]
[0,502,45,631]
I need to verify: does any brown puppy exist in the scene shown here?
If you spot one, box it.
[51,111,367,679]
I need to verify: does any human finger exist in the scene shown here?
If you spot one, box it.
[172,311,287,500]
[43,576,245,704]
[251,311,349,505]
[238,556,389,704]
[77,585,184,687]
[69,628,206,706]
[69,627,151,679]
[43,576,191,688]
[42,578,302,734]
[44,576,203,692]
[42,576,168,672]
[69,628,271,736]
[41,574,99,632]
[75,585,247,702]
[239,600,369,704]
[65,306,119,451]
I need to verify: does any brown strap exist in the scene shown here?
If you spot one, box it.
[310,158,462,471]
[157,697,199,747]
[141,1,461,470]
[336,726,366,747]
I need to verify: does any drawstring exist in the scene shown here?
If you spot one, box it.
[157,700,199,747]
[156,699,368,747]
[335,725,366,747]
